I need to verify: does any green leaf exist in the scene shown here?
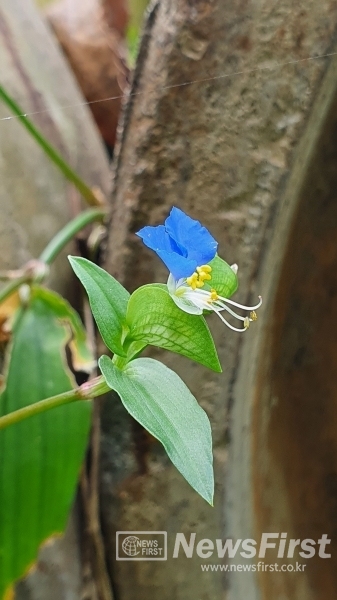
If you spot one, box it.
[208,255,238,298]
[68,256,130,356]
[125,285,221,372]
[0,287,92,599]
[99,355,214,504]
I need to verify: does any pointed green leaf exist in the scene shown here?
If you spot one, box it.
[68,256,129,356]
[208,255,238,298]
[99,355,214,504]
[125,285,221,372]
[0,287,92,599]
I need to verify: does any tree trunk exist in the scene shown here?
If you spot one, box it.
[101,1,337,599]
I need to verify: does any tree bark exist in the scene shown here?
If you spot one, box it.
[102,1,337,599]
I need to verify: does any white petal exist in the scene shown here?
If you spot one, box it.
[170,293,203,315]
[167,273,177,294]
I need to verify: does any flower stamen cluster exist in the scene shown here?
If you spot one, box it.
[169,274,262,332]
[186,264,212,289]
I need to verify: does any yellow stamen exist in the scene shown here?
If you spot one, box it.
[210,288,219,301]
[250,310,258,321]
[197,264,212,273]
[244,317,250,329]
[198,272,212,281]
[186,272,198,287]
[187,265,212,290]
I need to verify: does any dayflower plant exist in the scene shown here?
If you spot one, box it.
[137,207,262,331]
[0,208,262,513]
[64,207,262,506]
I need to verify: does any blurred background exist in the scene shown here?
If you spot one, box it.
[1,0,337,599]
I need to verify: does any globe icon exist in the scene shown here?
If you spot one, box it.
[122,535,140,556]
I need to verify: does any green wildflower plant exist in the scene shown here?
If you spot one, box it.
[69,207,262,505]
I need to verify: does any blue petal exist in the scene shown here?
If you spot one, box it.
[136,209,218,278]
[155,249,197,279]
[136,225,177,254]
[136,224,195,277]
[165,207,218,265]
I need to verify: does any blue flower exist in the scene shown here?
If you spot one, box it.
[137,207,262,332]
[136,207,218,280]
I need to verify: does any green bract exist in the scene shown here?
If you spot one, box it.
[207,255,238,298]
[125,284,222,372]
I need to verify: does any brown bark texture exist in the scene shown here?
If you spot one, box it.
[101,1,337,600]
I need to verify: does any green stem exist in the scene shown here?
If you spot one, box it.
[0,209,106,304]
[39,208,106,264]
[0,85,104,207]
[0,376,110,431]
[112,354,129,370]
